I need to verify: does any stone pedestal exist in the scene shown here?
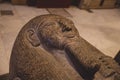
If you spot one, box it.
[79,0,116,9]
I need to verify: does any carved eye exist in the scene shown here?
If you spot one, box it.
[62,26,72,32]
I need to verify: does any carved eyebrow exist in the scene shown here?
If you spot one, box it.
[37,21,56,31]
[44,22,56,26]
[58,21,66,27]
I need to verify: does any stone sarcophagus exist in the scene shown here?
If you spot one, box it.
[9,14,120,80]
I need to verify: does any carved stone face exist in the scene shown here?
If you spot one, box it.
[37,16,79,49]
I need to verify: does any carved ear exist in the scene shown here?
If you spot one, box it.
[27,29,40,47]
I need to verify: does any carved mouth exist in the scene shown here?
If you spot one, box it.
[64,34,75,38]
[63,40,77,51]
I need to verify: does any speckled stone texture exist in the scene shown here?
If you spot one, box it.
[9,14,83,80]
[9,14,120,80]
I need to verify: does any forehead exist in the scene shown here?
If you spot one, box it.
[45,17,74,25]
[35,15,75,30]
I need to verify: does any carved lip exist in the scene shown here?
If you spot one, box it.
[63,40,77,49]
[64,34,75,38]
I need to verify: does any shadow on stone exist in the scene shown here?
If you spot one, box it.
[114,50,120,65]
[0,73,9,80]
